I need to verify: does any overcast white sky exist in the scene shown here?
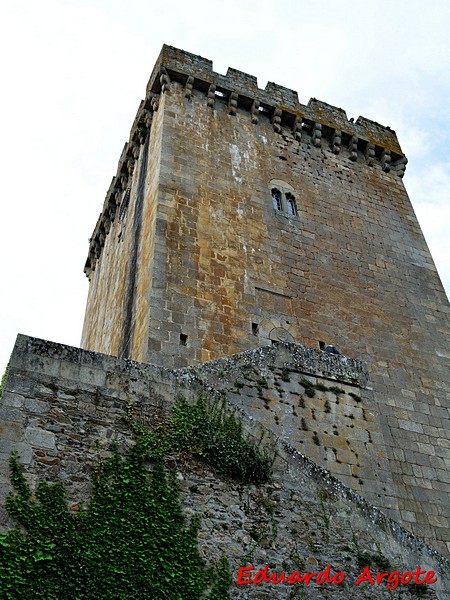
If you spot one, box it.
[0,0,449,372]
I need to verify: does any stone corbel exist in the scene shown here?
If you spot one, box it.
[349,135,358,161]
[160,67,170,94]
[127,158,135,175]
[228,92,238,116]
[251,100,259,124]
[207,84,216,108]
[272,108,282,133]
[137,110,151,142]
[312,123,322,147]
[395,156,408,178]
[185,76,194,99]
[150,95,159,112]
[143,109,153,127]
[108,194,116,223]
[365,143,375,166]
[84,256,92,278]
[114,189,122,208]
[130,142,140,160]
[103,211,111,235]
[137,124,146,142]
[293,117,302,142]
[120,174,128,190]
[380,149,391,172]
[98,224,106,247]
[331,130,341,154]
[93,238,101,260]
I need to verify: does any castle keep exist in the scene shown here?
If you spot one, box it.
[82,45,412,366]
[1,45,450,596]
[80,46,450,552]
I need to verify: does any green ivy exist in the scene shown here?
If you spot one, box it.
[0,358,10,398]
[0,448,230,599]
[0,395,272,599]
[132,396,273,484]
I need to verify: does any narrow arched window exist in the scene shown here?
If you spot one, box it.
[272,188,282,211]
[286,193,297,216]
[269,179,298,218]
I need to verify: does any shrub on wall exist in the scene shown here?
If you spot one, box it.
[132,396,273,484]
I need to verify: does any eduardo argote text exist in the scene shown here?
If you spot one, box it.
[237,564,437,591]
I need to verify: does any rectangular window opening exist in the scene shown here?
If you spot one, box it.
[252,323,259,336]
[318,340,325,350]
[180,334,188,346]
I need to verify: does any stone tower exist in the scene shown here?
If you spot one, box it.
[81,46,450,552]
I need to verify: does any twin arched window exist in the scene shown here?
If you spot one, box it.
[270,180,297,216]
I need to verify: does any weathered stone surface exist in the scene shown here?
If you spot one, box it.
[24,398,50,414]
[24,426,55,449]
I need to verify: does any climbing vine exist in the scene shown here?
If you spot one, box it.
[2,399,272,598]
[0,449,230,599]
[0,358,10,398]
[0,395,273,599]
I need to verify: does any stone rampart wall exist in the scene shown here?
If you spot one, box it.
[1,335,450,599]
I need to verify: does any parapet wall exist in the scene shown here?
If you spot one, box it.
[147,45,403,153]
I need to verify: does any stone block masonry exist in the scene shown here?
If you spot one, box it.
[1,334,450,599]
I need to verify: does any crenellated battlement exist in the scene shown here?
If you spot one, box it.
[147,45,404,155]
[84,45,408,277]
